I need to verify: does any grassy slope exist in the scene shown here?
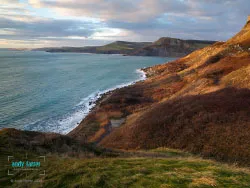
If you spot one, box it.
[129,37,216,57]
[97,41,151,51]
[34,41,152,54]
[69,18,250,166]
[1,146,250,188]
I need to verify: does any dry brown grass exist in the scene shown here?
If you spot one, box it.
[190,177,217,187]
[101,87,250,165]
[69,17,250,166]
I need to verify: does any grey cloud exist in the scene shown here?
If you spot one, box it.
[30,0,250,41]
[105,0,250,41]
[35,0,189,22]
[1,0,250,47]
[0,18,104,40]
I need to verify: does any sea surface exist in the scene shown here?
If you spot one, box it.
[0,50,175,134]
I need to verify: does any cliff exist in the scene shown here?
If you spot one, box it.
[128,37,216,57]
[69,16,250,166]
[33,38,215,57]
[32,41,152,54]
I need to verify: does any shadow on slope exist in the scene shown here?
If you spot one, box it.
[101,87,250,166]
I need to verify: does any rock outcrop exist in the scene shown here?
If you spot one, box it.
[128,37,216,57]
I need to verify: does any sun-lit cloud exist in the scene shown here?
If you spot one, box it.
[28,0,43,8]
[0,17,105,39]
[27,0,189,22]
[0,0,250,48]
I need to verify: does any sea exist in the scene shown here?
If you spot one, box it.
[0,50,176,134]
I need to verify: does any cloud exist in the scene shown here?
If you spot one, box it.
[0,17,106,41]
[27,0,250,37]
[28,0,249,23]
[29,0,43,8]
[27,0,190,22]
[1,0,250,47]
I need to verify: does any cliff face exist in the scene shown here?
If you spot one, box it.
[33,38,215,57]
[128,37,216,57]
[33,41,152,54]
[69,16,250,166]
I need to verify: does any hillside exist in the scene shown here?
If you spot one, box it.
[0,128,117,157]
[32,38,215,57]
[33,41,152,54]
[128,37,216,57]
[1,16,250,188]
[69,16,250,166]
[1,129,250,188]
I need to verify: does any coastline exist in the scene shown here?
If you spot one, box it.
[5,50,165,135]
[66,68,147,135]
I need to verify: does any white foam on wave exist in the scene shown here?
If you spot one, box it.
[25,68,147,134]
[51,92,101,134]
[100,68,146,93]
[24,92,101,134]
[58,68,147,134]
[136,68,147,80]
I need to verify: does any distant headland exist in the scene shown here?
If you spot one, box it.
[31,37,216,57]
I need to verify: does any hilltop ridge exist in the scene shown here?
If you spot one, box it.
[32,38,215,57]
[32,41,151,54]
[128,37,216,57]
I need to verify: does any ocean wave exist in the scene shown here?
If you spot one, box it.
[24,92,100,134]
[24,68,146,134]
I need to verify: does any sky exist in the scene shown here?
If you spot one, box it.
[0,0,249,48]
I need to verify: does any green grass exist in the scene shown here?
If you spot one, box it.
[150,148,192,157]
[1,148,250,188]
[99,43,134,51]
[97,41,151,52]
